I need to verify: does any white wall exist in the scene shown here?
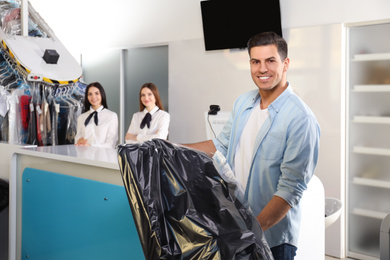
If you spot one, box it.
[28,0,390,55]
[169,40,253,143]
[25,0,390,258]
[29,0,204,57]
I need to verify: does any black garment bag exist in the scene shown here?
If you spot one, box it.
[117,139,273,260]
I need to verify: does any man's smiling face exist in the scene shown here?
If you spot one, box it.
[249,44,289,93]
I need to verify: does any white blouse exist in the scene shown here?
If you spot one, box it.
[75,106,118,149]
[126,106,170,143]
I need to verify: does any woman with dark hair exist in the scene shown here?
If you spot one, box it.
[125,82,170,143]
[75,82,118,148]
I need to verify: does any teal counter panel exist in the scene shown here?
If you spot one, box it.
[22,167,144,260]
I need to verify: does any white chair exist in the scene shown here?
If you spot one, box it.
[296,175,325,260]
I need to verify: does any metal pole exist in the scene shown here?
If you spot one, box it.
[119,50,126,144]
[21,0,28,36]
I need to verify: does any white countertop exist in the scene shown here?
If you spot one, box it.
[16,144,120,170]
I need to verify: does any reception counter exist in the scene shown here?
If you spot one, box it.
[8,144,144,260]
[5,143,325,260]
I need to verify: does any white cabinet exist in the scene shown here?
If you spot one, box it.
[347,21,390,259]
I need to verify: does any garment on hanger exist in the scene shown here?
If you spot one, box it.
[33,85,43,146]
[1,111,8,141]
[0,87,10,142]
[49,97,59,146]
[7,81,31,144]
[8,90,20,144]
[55,85,83,145]
[1,4,46,37]
[0,47,84,146]
[56,92,71,145]
[20,94,31,143]
[26,104,37,145]
[0,87,8,118]
[26,87,37,145]
[40,86,52,146]
[45,88,54,146]
[64,105,76,144]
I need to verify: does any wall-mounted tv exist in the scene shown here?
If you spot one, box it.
[200,0,282,51]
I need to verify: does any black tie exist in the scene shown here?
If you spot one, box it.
[84,111,98,126]
[140,112,151,129]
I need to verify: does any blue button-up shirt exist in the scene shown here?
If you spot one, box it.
[213,84,320,248]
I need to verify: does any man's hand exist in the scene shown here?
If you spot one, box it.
[257,195,292,231]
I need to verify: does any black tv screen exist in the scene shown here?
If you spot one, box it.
[200,0,282,51]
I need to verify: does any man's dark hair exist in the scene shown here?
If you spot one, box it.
[247,31,288,60]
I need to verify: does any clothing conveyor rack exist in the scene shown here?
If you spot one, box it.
[0,0,85,146]
[0,0,82,86]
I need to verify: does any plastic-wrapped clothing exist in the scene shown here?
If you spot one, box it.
[40,91,51,146]
[8,90,20,144]
[117,139,274,260]
[20,95,31,143]
[1,111,8,141]
[35,102,43,146]
[26,102,37,145]
[47,94,59,146]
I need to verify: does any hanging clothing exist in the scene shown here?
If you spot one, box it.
[34,90,43,146]
[64,105,77,144]
[20,95,31,144]
[55,90,82,145]
[1,112,8,142]
[26,102,37,145]
[40,89,51,146]
[50,99,59,146]
[0,47,84,146]
[46,90,58,146]
[7,90,21,144]
[0,87,9,142]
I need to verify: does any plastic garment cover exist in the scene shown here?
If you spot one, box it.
[26,101,37,145]
[117,139,274,260]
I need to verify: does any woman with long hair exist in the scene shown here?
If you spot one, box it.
[75,82,118,148]
[125,82,170,143]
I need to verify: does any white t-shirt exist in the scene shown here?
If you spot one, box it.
[126,106,170,143]
[234,99,269,190]
[75,105,118,149]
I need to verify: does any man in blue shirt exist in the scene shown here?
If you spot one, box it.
[185,31,320,259]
